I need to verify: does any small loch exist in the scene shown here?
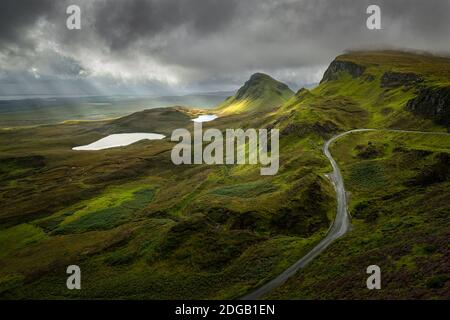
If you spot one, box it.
[191,114,218,122]
[73,133,165,151]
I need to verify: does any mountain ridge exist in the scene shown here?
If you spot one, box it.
[271,50,450,135]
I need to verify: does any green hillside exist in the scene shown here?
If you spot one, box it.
[274,50,450,134]
[263,51,450,299]
[216,73,294,115]
[268,130,450,299]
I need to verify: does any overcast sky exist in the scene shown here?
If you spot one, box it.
[1,0,450,96]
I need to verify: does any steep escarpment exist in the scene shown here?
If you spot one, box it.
[380,71,424,89]
[320,60,366,83]
[277,51,450,132]
[406,86,450,128]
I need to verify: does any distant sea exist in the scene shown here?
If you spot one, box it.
[0,92,233,127]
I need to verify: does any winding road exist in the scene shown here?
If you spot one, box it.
[242,128,449,300]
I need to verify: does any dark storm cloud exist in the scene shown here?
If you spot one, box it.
[1,0,450,94]
[93,0,239,50]
[0,0,55,46]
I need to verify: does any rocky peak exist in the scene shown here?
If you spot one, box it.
[234,73,291,101]
[320,60,366,83]
[248,72,272,81]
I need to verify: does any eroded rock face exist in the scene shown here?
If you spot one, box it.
[406,86,450,127]
[320,60,366,83]
[381,71,423,89]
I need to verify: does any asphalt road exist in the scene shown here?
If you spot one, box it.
[242,128,449,300]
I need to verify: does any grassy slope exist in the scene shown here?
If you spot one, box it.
[263,51,450,299]
[216,73,294,115]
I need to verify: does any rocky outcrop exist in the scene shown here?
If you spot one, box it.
[320,60,366,83]
[294,87,310,99]
[405,86,450,127]
[381,71,424,89]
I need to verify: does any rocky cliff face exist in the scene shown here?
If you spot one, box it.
[320,60,366,83]
[406,86,450,128]
[381,71,424,89]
